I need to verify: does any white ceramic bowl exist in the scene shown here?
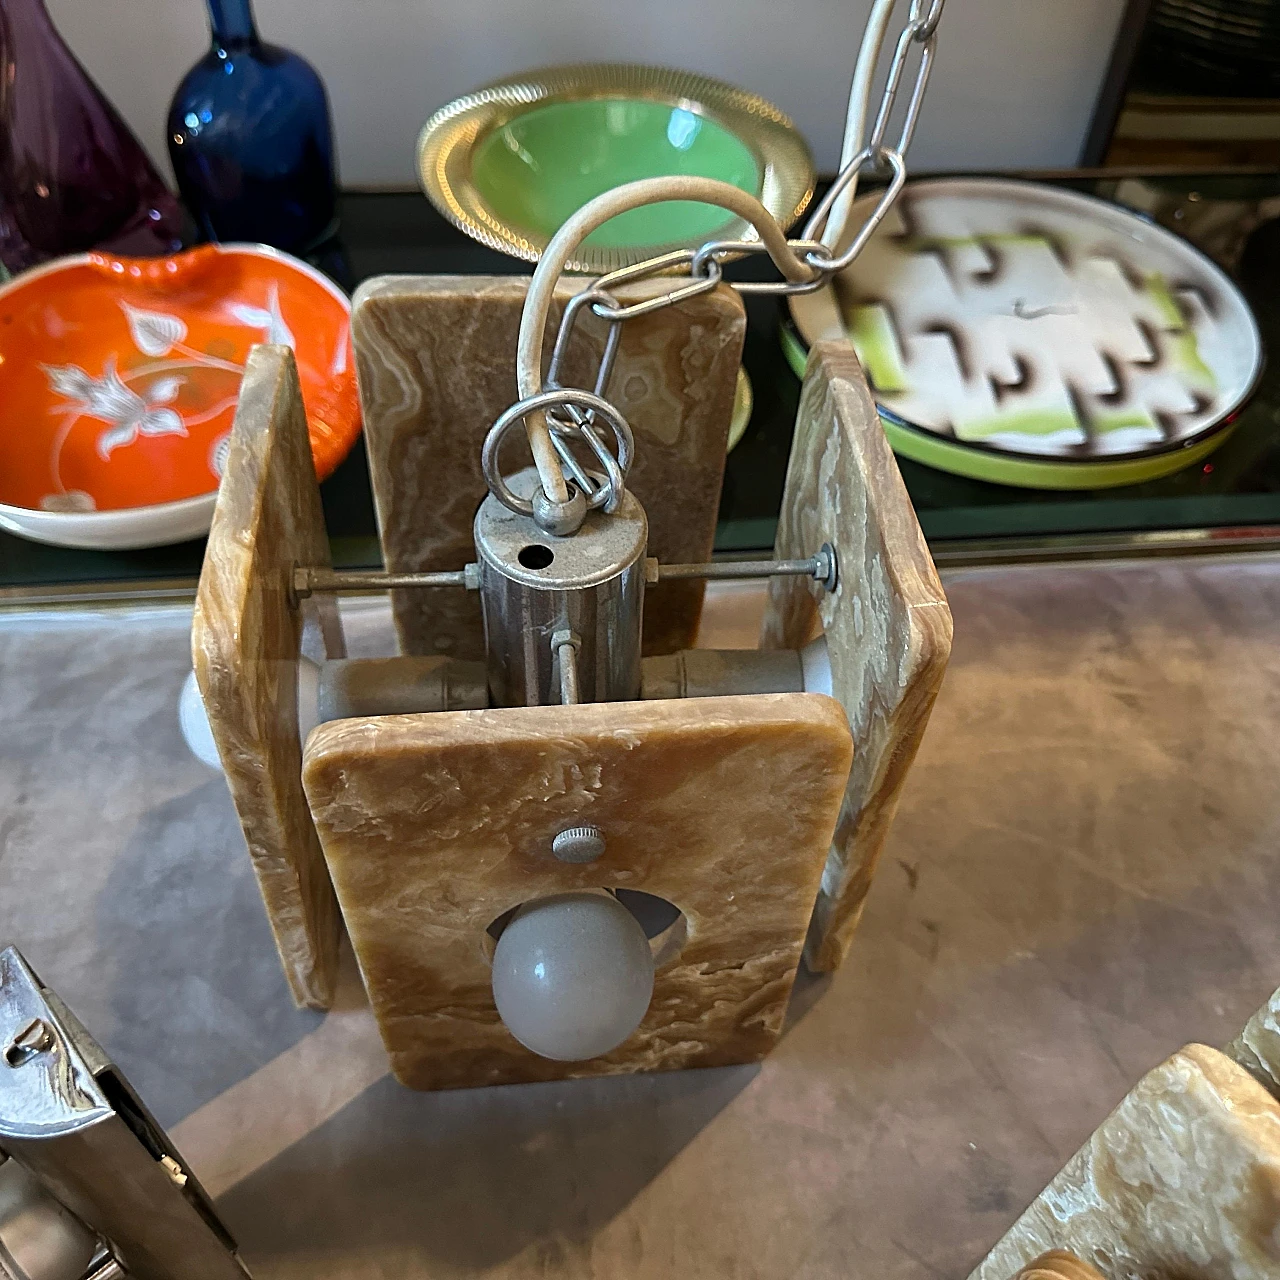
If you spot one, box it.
[0,242,357,551]
[0,491,217,550]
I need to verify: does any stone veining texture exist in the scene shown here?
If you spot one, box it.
[761,340,952,972]
[1013,1252,1106,1280]
[192,345,345,1010]
[970,1044,1280,1280]
[1227,985,1280,1101]
[301,694,852,1091]
[351,275,745,660]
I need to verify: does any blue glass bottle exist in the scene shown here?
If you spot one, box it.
[167,0,337,253]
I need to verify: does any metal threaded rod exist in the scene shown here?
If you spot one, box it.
[292,565,476,600]
[291,544,837,601]
[658,558,815,580]
[656,543,838,592]
[552,630,582,705]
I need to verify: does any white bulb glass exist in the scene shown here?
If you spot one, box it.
[178,670,221,771]
[491,892,654,1062]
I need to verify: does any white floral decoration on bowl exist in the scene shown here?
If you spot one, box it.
[38,288,288,475]
[0,242,355,552]
[39,490,96,513]
[120,302,188,357]
[208,430,232,480]
[43,357,187,460]
[229,283,295,348]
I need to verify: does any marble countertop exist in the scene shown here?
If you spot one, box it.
[2,558,1279,1279]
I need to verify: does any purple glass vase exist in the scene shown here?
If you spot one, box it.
[0,0,186,274]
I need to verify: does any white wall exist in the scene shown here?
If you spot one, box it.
[49,0,1128,187]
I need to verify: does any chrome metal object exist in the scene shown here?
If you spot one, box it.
[543,288,628,523]
[576,2,946,313]
[83,1260,125,1280]
[3,1021,53,1070]
[291,564,476,601]
[551,630,582,706]
[474,468,648,707]
[316,656,488,721]
[481,389,635,532]
[640,635,832,701]
[688,238,833,296]
[0,946,249,1279]
[0,1154,102,1280]
[799,148,907,274]
[289,545,838,600]
[654,543,838,592]
[641,648,804,701]
[588,249,724,321]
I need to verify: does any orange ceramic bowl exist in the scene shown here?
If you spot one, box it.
[0,243,359,549]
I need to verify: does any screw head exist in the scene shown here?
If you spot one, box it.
[552,825,606,864]
[4,1017,54,1067]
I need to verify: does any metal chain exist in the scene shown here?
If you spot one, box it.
[484,0,946,526]
[543,287,627,514]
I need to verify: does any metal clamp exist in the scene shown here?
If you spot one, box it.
[0,946,250,1278]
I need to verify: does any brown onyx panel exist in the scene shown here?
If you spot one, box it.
[1012,1254,1106,1280]
[1227,983,1280,1100]
[352,275,745,660]
[302,694,852,1091]
[761,341,952,972]
[969,1044,1280,1280]
[192,344,345,1010]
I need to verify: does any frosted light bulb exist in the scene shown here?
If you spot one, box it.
[178,670,221,771]
[492,893,654,1061]
[179,657,321,772]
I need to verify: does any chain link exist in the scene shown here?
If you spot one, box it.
[542,287,628,513]
[484,0,946,526]
[592,250,725,320]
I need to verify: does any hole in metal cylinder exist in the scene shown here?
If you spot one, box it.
[517,544,555,569]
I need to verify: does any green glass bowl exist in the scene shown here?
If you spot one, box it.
[418,64,815,273]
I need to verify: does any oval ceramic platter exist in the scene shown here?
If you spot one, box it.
[0,243,360,549]
[786,177,1263,489]
[418,63,815,273]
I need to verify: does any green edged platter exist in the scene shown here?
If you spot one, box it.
[787,178,1263,490]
